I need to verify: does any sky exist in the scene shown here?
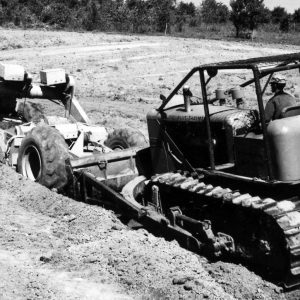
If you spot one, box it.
[188,0,300,13]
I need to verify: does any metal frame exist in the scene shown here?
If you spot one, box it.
[72,170,225,255]
[158,52,300,181]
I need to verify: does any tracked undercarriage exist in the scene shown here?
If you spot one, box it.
[146,171,300,289]
[71,165,300,289]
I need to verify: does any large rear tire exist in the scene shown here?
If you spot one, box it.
[17,126,70,191]
[105,128,148,150]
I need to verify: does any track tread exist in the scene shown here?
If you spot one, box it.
[150,171,300,288]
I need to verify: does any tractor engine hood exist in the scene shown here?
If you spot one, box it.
[147,104,257,134]
[147,104,258,172]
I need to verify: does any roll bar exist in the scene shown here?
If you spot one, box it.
[157,52,300,180]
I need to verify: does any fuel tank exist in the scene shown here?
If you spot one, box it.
[268,116,300,181]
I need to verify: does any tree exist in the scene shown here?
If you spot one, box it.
[201,0,218,23]
[216,2,229,23]
[230,0,266,37]
[201,0,229,24]
[260,7,271,24]
[280,15,290,32]
[126,0,150,32]
[40,3,71,27]
[84,1,98,30]
[175,1,197,30]
[124,0,176,33]
[271,6,288,24]
[148,0,176,32]
[111,2,131,31]
[177,2,196,17]
[293,8,300,23]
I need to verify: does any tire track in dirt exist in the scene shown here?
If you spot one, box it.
[0,42,166,59]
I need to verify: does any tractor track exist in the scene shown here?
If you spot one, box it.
[150,171,300,289]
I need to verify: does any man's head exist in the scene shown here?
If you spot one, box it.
[270,73,286,93]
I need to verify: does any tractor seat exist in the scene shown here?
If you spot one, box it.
[280,104,300,119]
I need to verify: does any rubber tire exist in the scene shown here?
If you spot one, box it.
[17,101,48,124]
[17,126,70,191]
[105,128,148,150]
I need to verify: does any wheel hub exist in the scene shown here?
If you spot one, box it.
[22,145,42,181]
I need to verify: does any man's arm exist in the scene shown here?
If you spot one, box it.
[264,100,275,123]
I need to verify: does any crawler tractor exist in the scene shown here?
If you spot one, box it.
[4,54,300,289]
[75,52,300,289]
[132,52,300,288]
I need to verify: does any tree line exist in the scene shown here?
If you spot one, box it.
[0,0,299,37]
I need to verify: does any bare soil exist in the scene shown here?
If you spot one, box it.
[0,164,286,300]
[1,28,300,299]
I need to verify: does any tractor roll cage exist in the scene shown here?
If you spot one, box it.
[158,52,300,182]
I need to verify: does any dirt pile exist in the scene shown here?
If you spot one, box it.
[0,164,287,299]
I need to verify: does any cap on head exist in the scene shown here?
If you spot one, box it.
[270,73,286,85]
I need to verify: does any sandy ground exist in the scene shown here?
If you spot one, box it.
[1,28,300,299]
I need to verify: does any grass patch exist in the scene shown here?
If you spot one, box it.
[171,23,300,46]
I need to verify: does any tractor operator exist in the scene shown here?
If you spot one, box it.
[264,73,296,123]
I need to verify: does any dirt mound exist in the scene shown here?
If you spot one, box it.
[0,164,287,299]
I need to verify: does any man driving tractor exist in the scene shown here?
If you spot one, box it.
[264,73,296,123]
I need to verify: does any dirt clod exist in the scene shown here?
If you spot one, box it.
[111,224,123,230]
[39,255,51,263]
[184,283,193,291]
[173,277,189,285]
